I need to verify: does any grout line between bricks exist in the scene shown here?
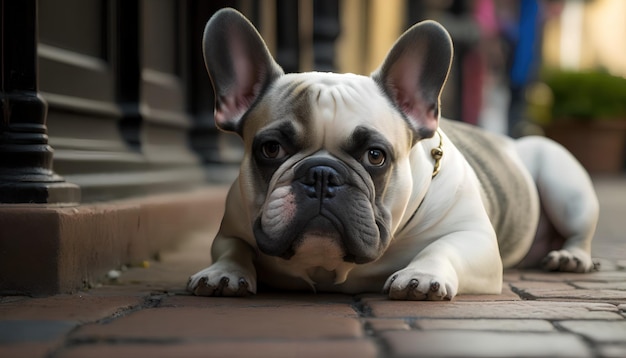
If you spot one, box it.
[45,292,167,358]
[551,320,603,358]
[351,295,372,318]
[508,283,537,300]
[352,296,393,358]
[96,292,164,325]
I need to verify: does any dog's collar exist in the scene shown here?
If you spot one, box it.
[431,129,444,178]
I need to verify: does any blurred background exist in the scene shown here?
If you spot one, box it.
[330,0,626,138]
[231,0,626,175]
[2,0,626,205]
[3,0,624,296]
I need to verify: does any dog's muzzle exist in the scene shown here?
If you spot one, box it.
[254,157,387,264]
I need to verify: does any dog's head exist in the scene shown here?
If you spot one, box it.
[203,8,452,277]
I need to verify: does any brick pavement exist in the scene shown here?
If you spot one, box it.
[1,177,625,358]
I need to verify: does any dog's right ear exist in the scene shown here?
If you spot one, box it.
[371,20,452,143]
[203,8,284,134]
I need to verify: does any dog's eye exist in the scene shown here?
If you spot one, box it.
[363,148,386,166]
[261,141,287,159]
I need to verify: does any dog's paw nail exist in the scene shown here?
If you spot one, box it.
[408,279,419,289]
[593,260,601,271]
[238,277,248,288]
[236,277,253,296]
[212,277,230,295]
[430,281,440,292]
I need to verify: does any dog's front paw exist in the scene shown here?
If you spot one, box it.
[187,262,256,297]
[383,268,458,301]
[541,248,597,273]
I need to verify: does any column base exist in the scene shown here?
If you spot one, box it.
[0,176,80,205]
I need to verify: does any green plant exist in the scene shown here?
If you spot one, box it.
[542,69,626,122]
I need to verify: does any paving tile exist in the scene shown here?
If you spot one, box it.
[111,232,217,292]
[572,281,626,290]
[0,320,74,358]
[106,264,190,292]
[0,342,61,358]
[521,270,626,283]
[363,299,623,320]
[0,293,143,322]
[360,285,521,302]
[558,320,626,343]
[57,340,379,358]
[502,270,522,282]
[85,284,162,297]
[510,281,626,301]
[524,289,626,301]
[0,320,76,343]
[381,330,592,358]
[598,344,626,358]
[510,281,576,291]
[364,318,411,332]
[415,319,556,332]
[161,292,355,308]
[453,284,522,301]
[71,306,363,341]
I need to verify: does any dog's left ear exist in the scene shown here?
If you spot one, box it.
[372,20,453,141]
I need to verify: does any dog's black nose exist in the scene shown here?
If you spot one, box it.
[294,158,348,199]
[302,166,342,198]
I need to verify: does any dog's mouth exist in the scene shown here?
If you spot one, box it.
[253,212,345,260]
[256,217,358,288]
[301,216,342,239]
[253,198,388,265]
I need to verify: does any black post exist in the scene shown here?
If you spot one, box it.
[116,0,142,150]
[0,0,80,204]
[276,0,300,73]
[188,0,243,168]
[313,0,340,72]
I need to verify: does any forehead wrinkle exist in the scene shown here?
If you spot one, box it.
[264,81,312,140]
[305,80,386,154]
[269,73,412,153]
[313,84,338,124]
[274,79,307,105]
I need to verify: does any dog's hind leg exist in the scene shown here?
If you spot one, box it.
[514,136,599,272]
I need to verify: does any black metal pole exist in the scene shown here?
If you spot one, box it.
[0,0,80,204]
[313,0,340,72]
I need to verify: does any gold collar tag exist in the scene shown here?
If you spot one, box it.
[431,129,443,178]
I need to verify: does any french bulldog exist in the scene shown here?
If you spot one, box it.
[187,8,599,300]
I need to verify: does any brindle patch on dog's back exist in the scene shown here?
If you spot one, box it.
[439,119,539,264]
